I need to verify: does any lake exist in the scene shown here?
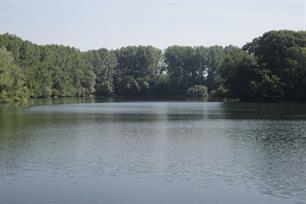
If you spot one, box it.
[0,99,306,204]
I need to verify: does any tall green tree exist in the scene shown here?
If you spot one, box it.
[115,46,162,96]
[220,46,258,101]
[164,46,225,95]
[243,30,306,100]
[84,49,117,96]
[0,48,28,103]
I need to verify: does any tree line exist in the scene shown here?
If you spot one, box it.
[0,30,305,103]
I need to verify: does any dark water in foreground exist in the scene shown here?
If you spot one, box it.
[0,99,306,204]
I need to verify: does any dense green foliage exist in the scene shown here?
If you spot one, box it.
[0,30,306,102]
[0,34,96,99]
[0,48,28,103]
[164,46,225,95]
[84,49,116,96]
[186,85,208,98]
[243,30,306,101]
[114,46,162,96]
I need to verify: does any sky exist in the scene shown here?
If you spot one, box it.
[0,0,305,51]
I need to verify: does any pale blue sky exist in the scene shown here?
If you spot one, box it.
[0,0,305,50]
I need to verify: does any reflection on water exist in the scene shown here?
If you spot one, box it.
[0,100,306,204]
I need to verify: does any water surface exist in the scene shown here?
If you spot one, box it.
[0,100,306,204]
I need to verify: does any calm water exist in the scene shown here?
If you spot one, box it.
[0,99,306,204]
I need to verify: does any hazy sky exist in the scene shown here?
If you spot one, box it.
[0,0,305,50]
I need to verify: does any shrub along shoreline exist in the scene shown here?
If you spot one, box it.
[0,30,305,103]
